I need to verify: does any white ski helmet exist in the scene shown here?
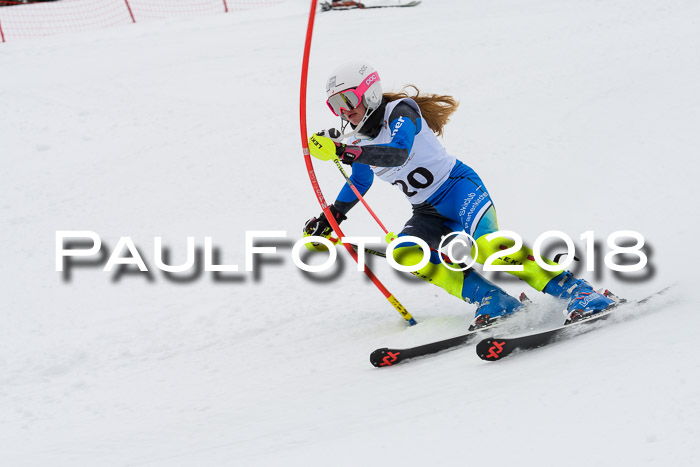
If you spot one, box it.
[325,61,383,124]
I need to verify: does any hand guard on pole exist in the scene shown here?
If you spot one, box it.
[308,133,363,165]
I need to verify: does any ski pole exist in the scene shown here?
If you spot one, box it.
[324,236,388,258]
[332,158,390,235]
[327,236,470,272]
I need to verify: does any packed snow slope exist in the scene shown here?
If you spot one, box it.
[2,0,699,465]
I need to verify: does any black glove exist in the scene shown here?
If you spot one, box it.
[303,204,347,237]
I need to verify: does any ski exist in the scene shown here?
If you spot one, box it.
[476,286,674,362]
[370,324,497,367]
[370,292,531,367]
[362,0,421,9]
[321,1,422,12]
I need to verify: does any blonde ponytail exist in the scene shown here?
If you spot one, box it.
[384,85,459,137]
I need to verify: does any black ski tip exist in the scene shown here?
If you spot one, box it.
[369,348,402,367]
[476,338,510,361]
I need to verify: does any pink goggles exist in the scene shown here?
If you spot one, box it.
[326,71,380,116]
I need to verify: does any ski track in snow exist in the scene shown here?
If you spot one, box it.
[1,0,699,465]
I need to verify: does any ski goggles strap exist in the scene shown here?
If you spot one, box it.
[326,71,380,116]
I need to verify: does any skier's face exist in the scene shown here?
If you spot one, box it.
[341,102,366,126]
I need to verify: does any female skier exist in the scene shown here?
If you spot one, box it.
[304,61,614,329]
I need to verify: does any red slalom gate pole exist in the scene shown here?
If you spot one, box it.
[298,0,416,325]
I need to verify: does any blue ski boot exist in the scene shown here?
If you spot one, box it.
[464,270,522,331]
[544,271,615,324]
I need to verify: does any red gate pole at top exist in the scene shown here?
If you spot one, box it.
[0,19,5,43]
[222,0,229,13]
[123,0,135,22]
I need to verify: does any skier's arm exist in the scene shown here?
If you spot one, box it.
[308,134,405,167]
[330,102,420,214]
[369,101,422,156]
[307,102,421,167]
[341,102,422,166]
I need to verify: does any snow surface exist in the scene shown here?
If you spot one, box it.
[1,0,699,465]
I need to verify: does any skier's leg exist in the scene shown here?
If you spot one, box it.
[471,210,561,291]
[416,162,554,291]
[470,208,614,318]
[427,160,613,319]
[390,214,521,328]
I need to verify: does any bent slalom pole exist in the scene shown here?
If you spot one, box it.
[299,0,415,325]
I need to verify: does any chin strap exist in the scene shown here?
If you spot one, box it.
[335,104,377,141]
